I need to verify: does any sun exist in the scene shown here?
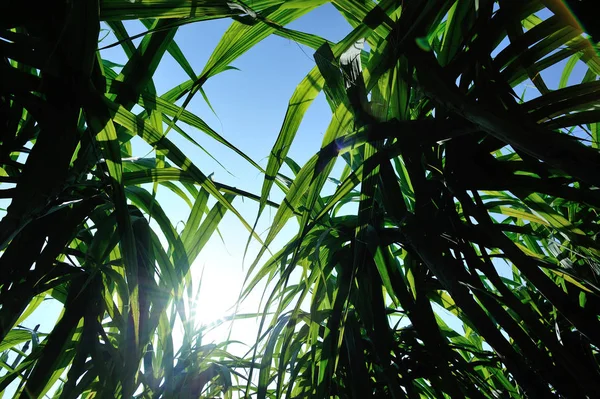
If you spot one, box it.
[188,266,240,329]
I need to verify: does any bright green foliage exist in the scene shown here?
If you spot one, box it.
[2,0,600,398]
[243,1,600,398]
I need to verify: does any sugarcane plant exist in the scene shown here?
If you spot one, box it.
[242,0,600,398]
[2,0,600,398]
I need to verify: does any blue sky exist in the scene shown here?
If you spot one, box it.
[2,4,355,396]
[139,4,355,340]
[19,2,355,351]
[162,4,358,348]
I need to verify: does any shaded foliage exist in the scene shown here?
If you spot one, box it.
[0,0,321,397]
[244,1,600,398]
